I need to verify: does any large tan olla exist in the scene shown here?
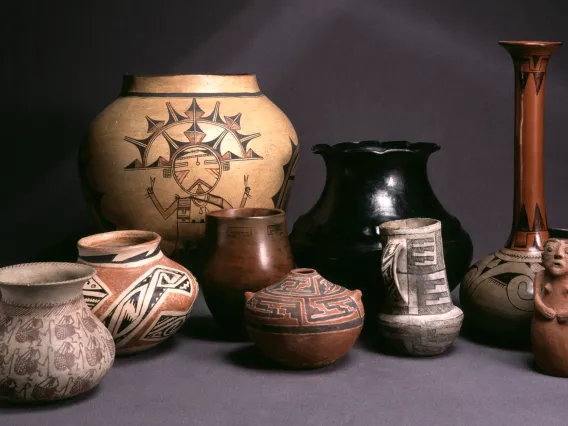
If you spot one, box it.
[80,74,299,258]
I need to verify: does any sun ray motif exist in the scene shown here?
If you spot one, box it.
[123,98,263,172]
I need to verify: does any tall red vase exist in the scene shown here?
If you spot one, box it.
[460,41,562,343]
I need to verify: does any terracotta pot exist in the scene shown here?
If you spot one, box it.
[289,141,472,321]
[460,41,562,344]
[0,263,115,402]
[77,230,198,355]
[79,74,299,274]
[201,208,293,338]
[377,218,463,356]
[244,268,364,368]
[532,238,568,376]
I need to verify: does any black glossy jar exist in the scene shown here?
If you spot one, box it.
[289,141,473,319]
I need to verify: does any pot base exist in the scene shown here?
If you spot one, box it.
[377,307,463,356]
[246,326,362,369]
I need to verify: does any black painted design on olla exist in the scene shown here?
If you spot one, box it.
[381,243,405,306]
[262,275,344,297]
[533,204,546,231]
[507,203,548,249]
[417,278,453,315]
[142,312,188,341]
[83,276,111,312]
[99,267,193,347]
[517,55,550,95]
[124,99,261,252]
[79,245,161,265]
[271,137,299,208]
[245,273,363,334]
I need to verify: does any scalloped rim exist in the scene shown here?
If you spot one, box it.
[312,140,441,155]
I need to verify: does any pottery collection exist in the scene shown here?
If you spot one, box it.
[531,238,568,376]
[200,208,294,338]
[289,141,473,319]
[460,41,561,343]
[377,219,463,356]
[0,263,115,402]
[77,230,199,355]
[244,268,364,368]
[2,39,568,405]
[79,74,299,273]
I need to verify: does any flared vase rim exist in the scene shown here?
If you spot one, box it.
[207,208,285,220]
[312,140,441,155]
[123,73,257,78]
[77,230,161,254]
[499,40,562,47]
[0,262,96,287]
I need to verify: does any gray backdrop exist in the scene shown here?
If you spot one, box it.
[2,1,568,425]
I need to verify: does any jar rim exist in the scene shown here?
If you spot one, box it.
[123,73,256,78]
[0,262,96,287]
[312,141,441,155]
[77,230,161,253]
[207,208,285,220]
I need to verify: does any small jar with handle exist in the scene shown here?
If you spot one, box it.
[377,218,463,356]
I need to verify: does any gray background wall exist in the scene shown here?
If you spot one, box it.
[3,0,568,267]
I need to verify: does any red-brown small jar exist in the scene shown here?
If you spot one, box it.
[201,208,294,339]
[244,268,364,368]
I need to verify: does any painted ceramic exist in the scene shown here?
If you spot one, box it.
[201,208,294,339]
[461,41,562,343]
[378,218,463,356]
[290,141,472,320]
[0,263,114,402]
[77,230,198,355]
[79,74,299,273]
[532,238,568,376]
[244,268,364,368]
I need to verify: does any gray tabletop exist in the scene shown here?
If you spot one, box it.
[2,293,567,426]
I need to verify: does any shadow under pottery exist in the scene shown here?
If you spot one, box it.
[225,344,352,373]
[459,319,530,352]
[0,384,100,412]
[112,336,179,365]
[179,315,250,343]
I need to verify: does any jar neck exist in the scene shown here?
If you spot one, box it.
[206,214,287,242]
[321,152,431,186]
[0,282,85,307]
[121,74,261,96]
[500,42,561,251]
[77,231,163,268]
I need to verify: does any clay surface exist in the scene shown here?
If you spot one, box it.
[461,41,562,343]
[532,238,568,376]
[244,268,364,368]
[201,208,294,338]
[80,74,299,273]
[290,141,472,322]
[0,263,115,402]
[378,218,462,356]
[78,230,199,355]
